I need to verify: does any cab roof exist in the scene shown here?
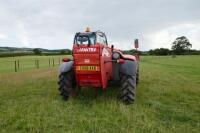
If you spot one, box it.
[76,30,106,37]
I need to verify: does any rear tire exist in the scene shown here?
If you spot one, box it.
[136,68,139,84]
[58,71,75,100]
[120,75,136,104]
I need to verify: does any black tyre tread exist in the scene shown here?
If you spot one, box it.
[136,67,139,84]
[120,75,136,104]
[58,71,74,100]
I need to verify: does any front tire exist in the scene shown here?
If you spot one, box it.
[120,75,136,104]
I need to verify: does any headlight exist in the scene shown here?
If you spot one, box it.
[112,52,120,60]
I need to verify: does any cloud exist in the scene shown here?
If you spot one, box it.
[0,33,7,39]
[0,0,200,50]
[16,21,30,47]
[145,22,200,50]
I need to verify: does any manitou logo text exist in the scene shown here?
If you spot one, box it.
[78,48,96,52]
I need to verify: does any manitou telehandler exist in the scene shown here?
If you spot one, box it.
[58,28,139,104]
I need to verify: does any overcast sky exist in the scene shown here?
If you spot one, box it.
[0,0,199,51]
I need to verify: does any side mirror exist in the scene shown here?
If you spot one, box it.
[134,39,139,49]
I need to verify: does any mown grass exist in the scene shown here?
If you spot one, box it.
[0,55,199,133]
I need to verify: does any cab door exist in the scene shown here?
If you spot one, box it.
[97,33,112,89]
[102,34,112,80]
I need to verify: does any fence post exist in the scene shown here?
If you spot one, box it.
[49,59,50,67]
[53,59,54,67]
[14,60,17,72]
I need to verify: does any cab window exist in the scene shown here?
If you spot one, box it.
[102,35,108,45]
[96,34,103,44]
[74,33,95,45]
[97,33,107,45]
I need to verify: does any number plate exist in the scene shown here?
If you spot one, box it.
[76,66,99,71]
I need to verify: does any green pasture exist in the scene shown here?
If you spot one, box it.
[0,55,71,73]
[0,55,199,133]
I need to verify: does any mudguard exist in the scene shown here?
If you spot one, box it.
[120,60,137,76]
[59,61,74,74]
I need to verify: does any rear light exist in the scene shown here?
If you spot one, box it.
[117,59,125,64]
[62,58,71,62]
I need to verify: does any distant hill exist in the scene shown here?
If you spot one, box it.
[0,46,72,57]
[0,46,71,54]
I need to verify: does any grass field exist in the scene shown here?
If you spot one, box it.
[0,55,200,133]
[0,55,70,73]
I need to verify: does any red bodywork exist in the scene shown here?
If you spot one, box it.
[73,44,113,89]
[114,50,137,61]
[70,30,139,90]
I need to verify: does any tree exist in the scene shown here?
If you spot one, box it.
[33,48,42,55]
[148,48,170,55]
[60,50,66,55]
[123,49,142,55]
[171,36,192,55]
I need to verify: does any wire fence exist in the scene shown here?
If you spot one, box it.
[0,57,64,73]
[0,55,178,73]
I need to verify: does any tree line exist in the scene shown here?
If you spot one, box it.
[32,49,72,55]
[125,36,200,56]
[0,49,72,57]
[1,36,199,57]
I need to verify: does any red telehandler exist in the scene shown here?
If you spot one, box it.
[58,28,139,104]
